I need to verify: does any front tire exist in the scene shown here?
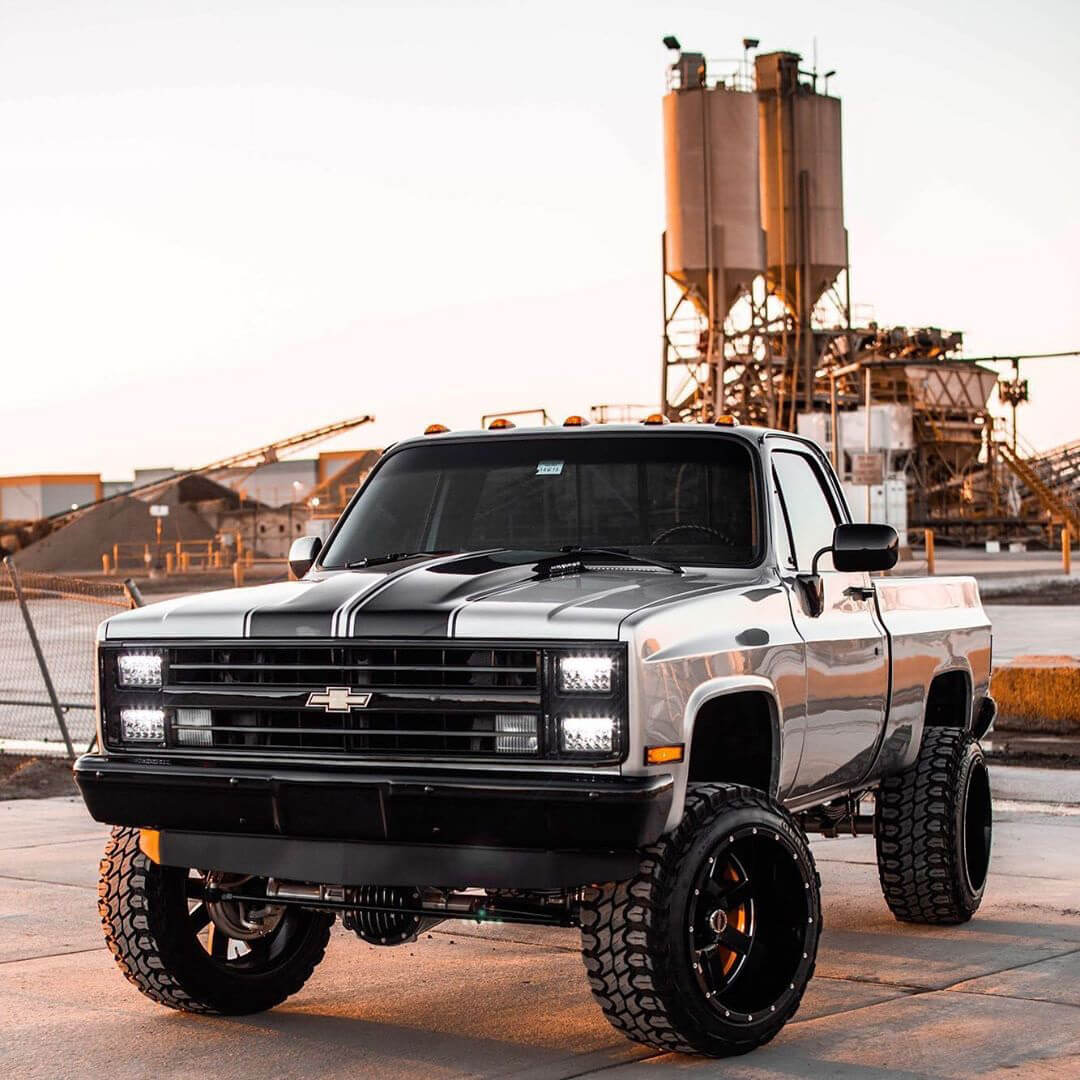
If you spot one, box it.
[98,826,333,1013]
[579,784,821,1057]
[875,727,992,924]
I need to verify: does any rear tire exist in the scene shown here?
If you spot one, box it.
[875,728,992,924]
[98,826,332,1013]
[579,784,821,1057]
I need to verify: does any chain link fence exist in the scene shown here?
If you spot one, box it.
[0,558,140,757]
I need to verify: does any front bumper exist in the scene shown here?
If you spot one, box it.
[74,756,672,887]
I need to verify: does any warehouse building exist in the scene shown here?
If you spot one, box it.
[0,474,102,520]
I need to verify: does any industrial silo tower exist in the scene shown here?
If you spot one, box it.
[661,42,851,426]
[756,50,848,423]
[660,47,764,421]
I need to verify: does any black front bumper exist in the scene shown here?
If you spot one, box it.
[74,756,673,888]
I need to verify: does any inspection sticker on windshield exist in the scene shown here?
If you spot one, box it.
[536,461,564,476]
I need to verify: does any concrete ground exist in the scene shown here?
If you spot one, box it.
[1,769,1078,1079]
[985,605,1080,662]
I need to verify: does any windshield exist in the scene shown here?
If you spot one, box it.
[320,434,761,569]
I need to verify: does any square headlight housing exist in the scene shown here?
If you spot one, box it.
[557,655,613,694]
[119,707,167,744]
[101,646,169,749]
[560,715,615,754]
[117,651,163,688]
[546,645,626,762]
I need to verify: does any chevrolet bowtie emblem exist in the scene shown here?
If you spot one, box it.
[306,687,372,713]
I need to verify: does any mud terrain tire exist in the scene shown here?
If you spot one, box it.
[579,784,821,1057]
[876,728,992,924]
[99,826,332,1013]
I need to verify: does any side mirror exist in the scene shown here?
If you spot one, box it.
[798,523,899,617]
[830,523,899,573]
[288,535,322,579]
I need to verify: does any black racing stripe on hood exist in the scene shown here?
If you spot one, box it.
[246,567,389,638]
[346,552,552,637]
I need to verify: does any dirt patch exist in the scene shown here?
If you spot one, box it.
[0,755,77,800]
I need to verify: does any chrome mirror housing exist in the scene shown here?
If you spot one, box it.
[288,536,322,579]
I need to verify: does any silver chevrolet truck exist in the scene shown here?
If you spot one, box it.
[76,420,994,1057]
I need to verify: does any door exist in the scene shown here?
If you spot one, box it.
[770,442,888,798]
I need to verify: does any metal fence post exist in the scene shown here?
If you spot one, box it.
[3,557,76,759]
[122,578,145,609]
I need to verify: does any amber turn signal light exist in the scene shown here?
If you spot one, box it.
[645,744,684,765]
[139,829,162,864]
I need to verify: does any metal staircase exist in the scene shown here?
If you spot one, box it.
[998,442,1080,536]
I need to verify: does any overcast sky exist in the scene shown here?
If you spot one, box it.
[2,0,1078,478]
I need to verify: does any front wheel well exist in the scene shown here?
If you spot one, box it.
[687,691,776,794]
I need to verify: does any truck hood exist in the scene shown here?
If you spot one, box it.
[103,551,756,641]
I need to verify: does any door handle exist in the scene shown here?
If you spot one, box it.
[843,585,875,602]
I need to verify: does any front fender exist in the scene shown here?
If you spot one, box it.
[657,675,785,834]
[682,675,784,781]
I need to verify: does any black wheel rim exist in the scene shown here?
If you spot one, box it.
[686,825,814,1022]
[182,870,297,971]
[962,758,992,894]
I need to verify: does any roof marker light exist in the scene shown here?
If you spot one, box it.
[642,413,670,426]
[424,423,450,435]
[715,415,737,426]
[563,415,589,427]
[488,418,516,430]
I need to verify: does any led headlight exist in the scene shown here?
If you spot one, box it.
[117,651,163,688]
[561,716,615,754]
[120,707,166,744]
[176,707,212,747]
[558,655,613,694]
[495,714,538,753]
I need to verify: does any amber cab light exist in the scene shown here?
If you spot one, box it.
[642,413,669,426]
[424,423,450,435]
[714,415,737,426]
[488,418,516,430]
[563,415,590,427]
[645,744,685,765]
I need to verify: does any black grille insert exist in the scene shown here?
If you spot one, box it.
[168,644,540,692]
[165,643,542,758]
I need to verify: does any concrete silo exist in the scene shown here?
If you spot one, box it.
[662,77,763,314]
[660,43,854,428]
[661,54,764,419]
[755,50,847,317]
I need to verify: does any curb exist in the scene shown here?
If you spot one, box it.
[991,655,1080,735]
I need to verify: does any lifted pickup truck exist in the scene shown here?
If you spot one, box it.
[76,421,994,1057]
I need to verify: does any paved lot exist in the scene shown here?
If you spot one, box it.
[984,604,1080,662]
[1,768,1078,1078]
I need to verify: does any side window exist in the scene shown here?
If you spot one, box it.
[772,451,840,572]
[771,471,796,570]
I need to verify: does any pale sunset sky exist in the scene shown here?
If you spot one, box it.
[1,0,1077,478]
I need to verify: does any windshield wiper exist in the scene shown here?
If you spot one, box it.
[345,551,448,569]
[558,546,683,575]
